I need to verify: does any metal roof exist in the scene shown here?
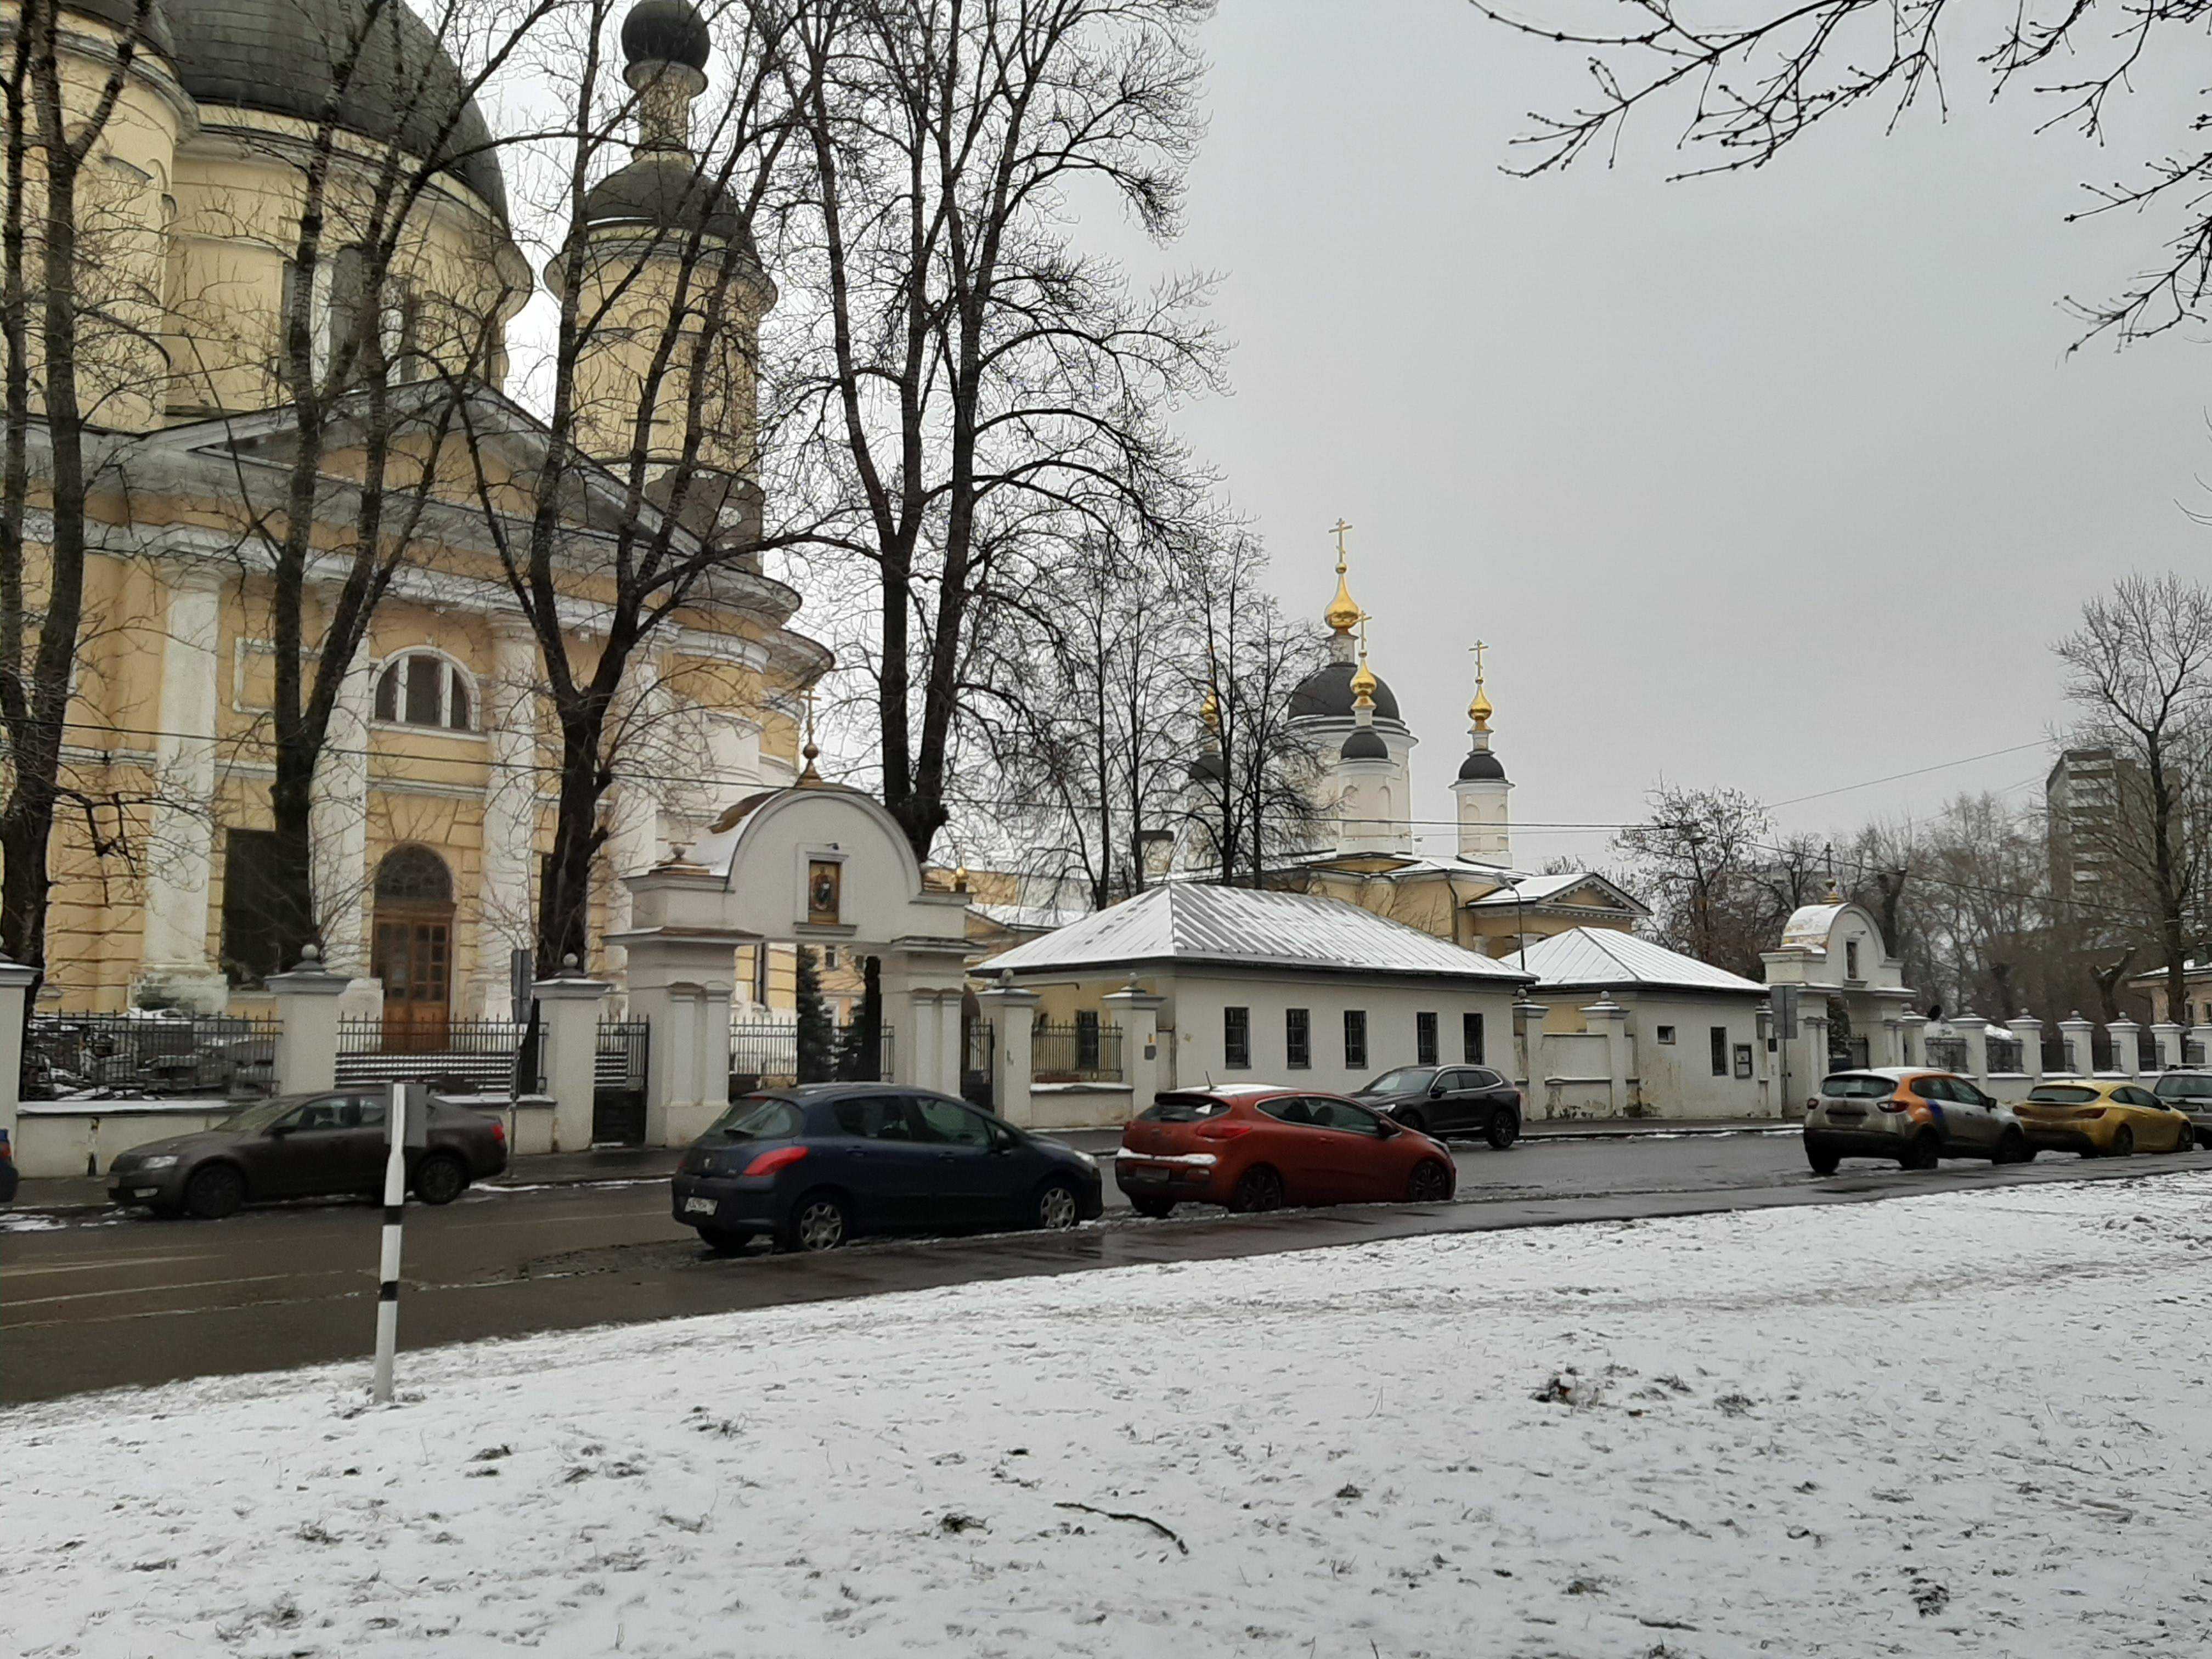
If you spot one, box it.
[1465,871,1648,915]
[977,883,1534,984]
[1515,927,1769,996]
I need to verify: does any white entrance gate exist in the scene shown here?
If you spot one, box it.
[610,781,972,1146]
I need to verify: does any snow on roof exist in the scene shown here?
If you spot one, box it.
[977,883,1534,984]
[971,902,1090,934]
[1464,871,1647,915]
[1515,927,1769,996]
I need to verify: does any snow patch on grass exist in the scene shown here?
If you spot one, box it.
[4,1173,2209,1656]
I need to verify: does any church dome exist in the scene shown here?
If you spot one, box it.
[1458,748,1506,782]
[67,0,173,55]
[168,0,507,220]
[1289,661,1401,724]
[1186,749,1226,786]
[1340,727,1390,763]
[621,0,711,68]
[579,154,757,254]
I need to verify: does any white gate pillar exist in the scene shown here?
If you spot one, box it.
[976,979,1039,1127]
[2008,1014,2044,1086]
[2059,1012,2095,1079]
[1953,1010,1989,1088]
[2152,1021,2184,1072]
[267,947,352,1094]
[1583,995,1629,1116]
[1899,1010,1927,1068]
[1103,982,1165,1116]
[611,864,746,1147]
[2109,1017,2142,1080]
[533,966,611,1152]
[0,957,37,1156]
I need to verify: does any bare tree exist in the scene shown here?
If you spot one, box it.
[464,0,817,972]
[1613,783,1772,974]
[1469,0,2212,343]
[2055,573,2212,1019]
[780,0,1221,863]
[0,0,170,971]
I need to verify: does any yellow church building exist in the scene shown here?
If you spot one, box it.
[19,0,829,1023]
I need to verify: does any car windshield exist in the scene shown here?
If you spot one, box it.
[220,1096,308,1132]
[2027,1085,2100,1105]
[1365,1068,1436,1096]
[1141,1094,1229,1123]
[1820,1075,1894,1099]
[704,1096,804,1142]
[2155,1074,2212,1099]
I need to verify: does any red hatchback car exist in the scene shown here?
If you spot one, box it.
[1116,1085,1457,1217]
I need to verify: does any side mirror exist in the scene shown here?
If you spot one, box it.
[266,1122,294,1138]
[1429,1081,1448,1097]
[1378,1118,1402,1137]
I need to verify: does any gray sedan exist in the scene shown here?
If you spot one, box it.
[2149,1070,2212,1148]
[105,1091,509,1219]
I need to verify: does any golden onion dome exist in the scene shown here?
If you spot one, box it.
[1324,570,1362,634]
[1349,657,1378,706]
[1469,685,1493,731]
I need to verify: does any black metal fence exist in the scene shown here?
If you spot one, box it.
[2140,1028,2164,1072]
[1985,1037,2023,1074]
[1925,1036,1969,1073]
[25,1012,279,1098]
[336,1017,541,1093]
[1032,1020,1122,1083]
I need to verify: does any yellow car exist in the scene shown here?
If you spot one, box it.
[2012,1079,2197,1158]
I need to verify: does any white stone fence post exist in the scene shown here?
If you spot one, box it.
[534,966,612,1153]
[0,956,36,1159]
[2007,1015,2043,1087]
[976,978,1039,1128]
[2058,1013,2095,1079]
[1103,983,1165,1115]
[267,946,351,1095]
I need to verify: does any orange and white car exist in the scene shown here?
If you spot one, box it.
[1802,1068,2031,1175]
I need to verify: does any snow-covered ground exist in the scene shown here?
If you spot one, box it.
[7,1175,2210,1658]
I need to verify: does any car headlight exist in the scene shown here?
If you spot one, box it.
[137,1155,178,1171]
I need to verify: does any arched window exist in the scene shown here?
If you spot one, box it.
[375,844,454,905]
[374,651,473,731]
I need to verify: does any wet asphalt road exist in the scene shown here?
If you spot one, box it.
[6,1130,2204,1405]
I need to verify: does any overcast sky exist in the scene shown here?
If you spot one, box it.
[1108,0,2212,870]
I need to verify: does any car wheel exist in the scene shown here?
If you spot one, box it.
[695,1225,752,1255]
[780,1190,848,1252]
[1034,1178,1081,1231]
[1485,1109,1520,1151]
[2110,1125,2135,1158]
[1129,1195,1175,1219]
[1805,1143,1840,1176]
[1397,1108,1428,1135]
[412,1153,469,1206]
[1993,1128,2028,1166]
[183,1163,245,1220]
[1405,1158,1453,1203]
[2171,1122,2196,1154]
[1229,1164,1285,1214]
[1900,1133,1940,1172]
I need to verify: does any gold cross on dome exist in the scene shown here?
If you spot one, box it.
[1470,639,1487,686]
[1331,518,1353,571]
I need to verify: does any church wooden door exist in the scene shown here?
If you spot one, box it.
[370,847,455,1049]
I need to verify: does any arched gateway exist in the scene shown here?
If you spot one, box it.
[609,778,972,1145]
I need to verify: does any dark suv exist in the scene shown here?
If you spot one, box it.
[1355,1065,1521,1148]
[2150,1070,2212,1148]
[672,1083,1104,1252]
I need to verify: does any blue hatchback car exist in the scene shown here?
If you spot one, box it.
[671,1083,1104,1252]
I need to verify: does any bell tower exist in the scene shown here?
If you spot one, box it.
[1451,642,1512,866]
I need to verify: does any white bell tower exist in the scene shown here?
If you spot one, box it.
[1450,641,1511,866]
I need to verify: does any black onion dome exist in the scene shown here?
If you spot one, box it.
[579,153,758,255]
[69,0,174,57]
[168,0,506,219]
[1186,749,1226,786]
[1288,661,1401,723]
[1458,748,1506,782]
[1340,727,1390,762]
[622,0,710,69]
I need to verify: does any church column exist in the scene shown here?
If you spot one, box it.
[473,617,540,1017]
[603,652,672,984]
[139,566,227,1012]
[309,639,374,982]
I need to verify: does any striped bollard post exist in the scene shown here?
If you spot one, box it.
[371,1080,413,1404]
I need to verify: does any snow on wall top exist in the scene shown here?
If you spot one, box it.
[977,883,1535,984]
[1516,927,1769,996]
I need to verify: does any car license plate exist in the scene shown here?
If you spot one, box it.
[682,1196,718,1215]
[1119,1165,1168,1187]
